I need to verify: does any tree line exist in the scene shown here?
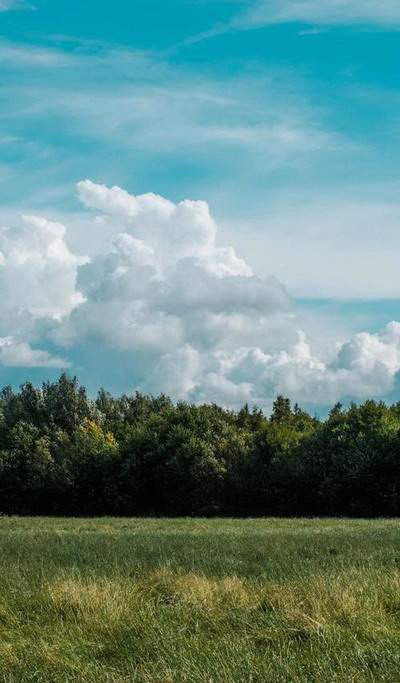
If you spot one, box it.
[0,374,398,516]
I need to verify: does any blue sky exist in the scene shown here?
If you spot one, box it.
[0,0,399,410]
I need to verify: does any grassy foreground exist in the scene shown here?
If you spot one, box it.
[0,519,398,682]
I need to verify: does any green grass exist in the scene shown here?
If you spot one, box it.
[0,518,398,682]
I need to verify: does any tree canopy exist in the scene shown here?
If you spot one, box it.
[0,377,398,516]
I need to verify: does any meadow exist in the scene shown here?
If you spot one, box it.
[0,518,398,682]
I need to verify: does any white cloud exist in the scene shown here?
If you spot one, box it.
[145,344,201,399]
[169,323,400,410]
[0,69,338,172]
[236,0,400,28]
[55,181,290,356]
[0,214,86,323]
[50,180,400,410]
[183,0,400,46]
[0,41,70,66]
[0,41,151,69]
[0,337,69,368]
[0,214,87,367]
[2,181,400,408]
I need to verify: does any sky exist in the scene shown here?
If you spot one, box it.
[0,0,399,412]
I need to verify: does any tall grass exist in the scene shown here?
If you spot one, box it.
[0,517,398,681]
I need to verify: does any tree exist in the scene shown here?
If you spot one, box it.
[271,396,292,424]
[67,418,119,514]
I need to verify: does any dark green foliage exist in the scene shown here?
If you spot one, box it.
[0,373,398,516]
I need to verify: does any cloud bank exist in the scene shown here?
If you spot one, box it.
[1,180,400,410]
[189,324,400,408]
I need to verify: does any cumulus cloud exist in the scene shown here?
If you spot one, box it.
[0,338,69,368]
[178,323,400,409]
[2,180,400,410]
[0,214,86,324]
[237,0,400,28]
[55,181,290,356]
[145,345,201,399]
[52,180,400,410]
[0,213,86,368]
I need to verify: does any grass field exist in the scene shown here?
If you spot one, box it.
[0,518,398,682]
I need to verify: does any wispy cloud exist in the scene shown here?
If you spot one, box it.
[0,43,341,164]
[0,38,157,69]
[298,27,327,36]
[0,40,71,66]
[183,0,400,46]
[0,0,33,11]
[235,0,400,29]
